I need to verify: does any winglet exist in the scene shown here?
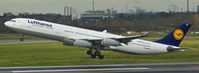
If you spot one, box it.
[102,30,107,33]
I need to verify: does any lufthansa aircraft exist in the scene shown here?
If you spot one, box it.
[4,18,191,59]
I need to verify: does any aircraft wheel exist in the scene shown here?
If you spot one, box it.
[91,54,97,58]
[98,55,104,59]
[87,51,92,55]
[20,38,24,42]
[94,51,99,55]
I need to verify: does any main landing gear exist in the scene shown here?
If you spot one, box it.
[19,33,24,42]
[87,48,104,59]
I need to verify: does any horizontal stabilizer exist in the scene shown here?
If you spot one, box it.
[167,46,192,52]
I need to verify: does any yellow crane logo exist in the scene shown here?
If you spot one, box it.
[173,29,184,40]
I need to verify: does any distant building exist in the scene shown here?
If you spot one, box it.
[81,10,114,22]
[81,11,105,21]
[106,9,112,15]
[128,9,135,14]
[112,10,118,15]
[107,9,117,15]
[197,5,199,13]
[135,8,145,14]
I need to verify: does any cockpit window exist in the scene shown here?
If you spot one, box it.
[11,20,16,22]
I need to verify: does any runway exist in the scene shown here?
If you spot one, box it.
[0,36,198,45]
[0,62,199,73]
[0,40,57,45]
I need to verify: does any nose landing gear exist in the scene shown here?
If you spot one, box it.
[19,34,24,42]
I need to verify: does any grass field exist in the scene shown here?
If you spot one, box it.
[0,38,199,67]
[0,33,198,40]
[0,34,44,40]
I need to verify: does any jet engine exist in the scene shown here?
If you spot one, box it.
[63,39,92,47]
[101,39,120,46]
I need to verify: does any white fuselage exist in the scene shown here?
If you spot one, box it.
[5,18,171,55]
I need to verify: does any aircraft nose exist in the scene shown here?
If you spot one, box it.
[4,21,11,27]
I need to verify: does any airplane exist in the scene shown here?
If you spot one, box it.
[4,18,192,59]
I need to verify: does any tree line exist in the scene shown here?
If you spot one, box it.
[0,12,198,34]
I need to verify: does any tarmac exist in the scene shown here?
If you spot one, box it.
[0,62,199,73]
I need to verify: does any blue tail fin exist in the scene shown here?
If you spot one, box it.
[155,24,191,46]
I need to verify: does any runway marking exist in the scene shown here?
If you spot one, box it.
[12,67,150,73]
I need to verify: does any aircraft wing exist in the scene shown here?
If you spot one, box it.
[86,32,149,44]
[113,34,148,44]
[67,32,149,45]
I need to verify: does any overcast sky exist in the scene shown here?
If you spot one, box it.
[0,0,199,15]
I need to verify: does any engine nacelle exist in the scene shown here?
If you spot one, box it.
[101,39,120,46]
[63,39,92,47]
